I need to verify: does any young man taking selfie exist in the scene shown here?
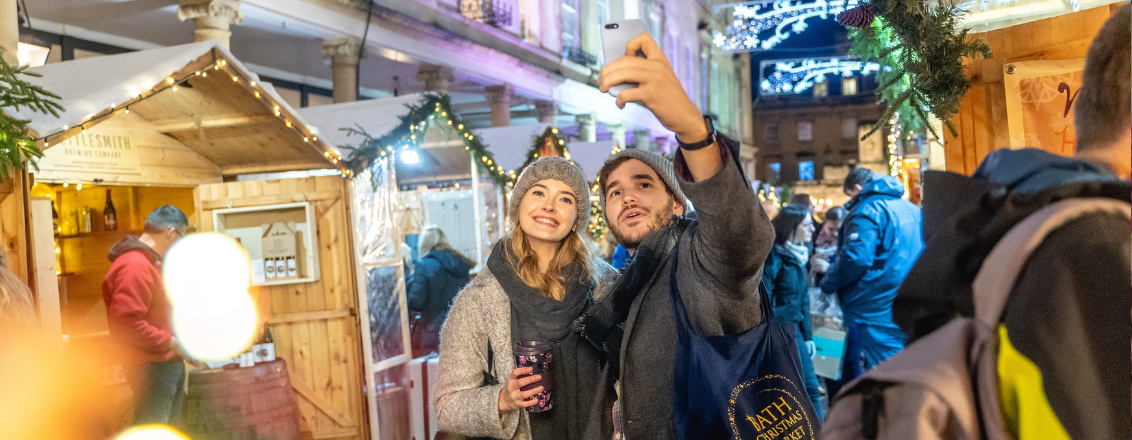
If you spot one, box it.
[574,32,775,440]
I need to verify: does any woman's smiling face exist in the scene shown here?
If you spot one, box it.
[517,179,578,248]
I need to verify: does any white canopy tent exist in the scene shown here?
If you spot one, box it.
[7,41,321,148]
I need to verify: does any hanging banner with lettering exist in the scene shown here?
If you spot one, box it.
[38,128,143,175]
[1004,59,1085,155]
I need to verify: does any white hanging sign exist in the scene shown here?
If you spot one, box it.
[38,128,143,175]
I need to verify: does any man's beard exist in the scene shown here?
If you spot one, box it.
[608,207,673,249]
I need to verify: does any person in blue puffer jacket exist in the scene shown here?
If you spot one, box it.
[820,167,923,383]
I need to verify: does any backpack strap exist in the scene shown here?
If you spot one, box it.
[972,198,1131,326]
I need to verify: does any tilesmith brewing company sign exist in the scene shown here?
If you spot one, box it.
[39,131,142,175]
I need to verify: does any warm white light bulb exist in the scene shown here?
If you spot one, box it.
[401,150,420,164]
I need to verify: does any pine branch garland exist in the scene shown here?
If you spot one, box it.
[847,0,992,141]
[517,126,573,174]
[0,47,63,183]
[340,94,509,188]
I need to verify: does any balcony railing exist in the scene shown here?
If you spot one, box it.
[564,45,597,67]
[460,0,514,28]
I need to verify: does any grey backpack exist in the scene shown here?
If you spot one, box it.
[821,198,1131,440]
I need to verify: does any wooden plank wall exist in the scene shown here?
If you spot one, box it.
[196,176,366,440]
[944,5,1120,175]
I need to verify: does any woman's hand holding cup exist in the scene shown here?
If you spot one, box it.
[498,367,544,413]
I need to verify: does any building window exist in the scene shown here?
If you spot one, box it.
[710,60,720,119]
[562,0,580,56]
[646,3,663,42]
[769,162,781,181]
[842,77,858,96]
[666,30,679,81]
[842,118,858,139]
[798,121,813,142]
[799,161,815,181]
[684,45,695,96]
[700,49,709,113]
[813,81,828,98]
[720,70,731,130]
[765,124,779,143]
[519,0,535,41]
[623,0,640,19]
[596,0,610,25]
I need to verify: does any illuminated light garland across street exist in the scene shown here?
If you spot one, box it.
[759,56,886,95]
[712,0,860,53]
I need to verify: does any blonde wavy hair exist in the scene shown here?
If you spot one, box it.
[0,253,36,337]
[508,218,605,301]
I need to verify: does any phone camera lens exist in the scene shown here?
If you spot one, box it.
[605,23,618,29]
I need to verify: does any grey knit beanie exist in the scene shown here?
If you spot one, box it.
[509,156,591,233]
[598,148,689,214]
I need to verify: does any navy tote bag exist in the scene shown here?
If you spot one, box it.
[670,251,819,440]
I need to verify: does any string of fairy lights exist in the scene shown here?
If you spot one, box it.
[585,142,623,240]
[886,112,903,177]
[31,55,350,176]
[344,94,510,187]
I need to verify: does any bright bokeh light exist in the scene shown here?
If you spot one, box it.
[401,149,420,164]
[114,425,189,440]
[164,233,249,304]
[163,233,257,360]
[173,292,257,360]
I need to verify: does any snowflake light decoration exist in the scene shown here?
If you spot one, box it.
[712,0,860,53]
[759,56,885,95]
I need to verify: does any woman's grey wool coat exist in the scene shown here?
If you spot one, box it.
[434,259,618,440]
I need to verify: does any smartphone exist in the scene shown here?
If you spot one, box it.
[600,19,648,97]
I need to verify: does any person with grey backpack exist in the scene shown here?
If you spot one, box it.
[824,6,1131,439]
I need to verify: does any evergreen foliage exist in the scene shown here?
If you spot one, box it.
[0,48,63,182]
[847,0,992,140]
[518,126,571,173]
[342,94,508,188]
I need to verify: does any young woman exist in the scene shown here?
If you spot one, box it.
[810,206,847,284]
[763,205,825,420]
[435,157,617,440]
[407,226,475,358]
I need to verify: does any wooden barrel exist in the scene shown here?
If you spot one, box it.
[182,359,301,440]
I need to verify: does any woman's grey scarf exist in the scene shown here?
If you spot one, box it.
[487,242,600,440]
[572,216,692,378]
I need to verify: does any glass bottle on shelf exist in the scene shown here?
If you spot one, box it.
[63,208,75,236]
[78,207,92,234]
[103,190,117,232]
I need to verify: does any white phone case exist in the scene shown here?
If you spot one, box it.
[600,19,648,97]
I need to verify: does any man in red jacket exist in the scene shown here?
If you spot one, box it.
[103,205,195,428]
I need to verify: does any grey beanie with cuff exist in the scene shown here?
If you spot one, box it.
[509,156,591,233]
[598,148,689,214]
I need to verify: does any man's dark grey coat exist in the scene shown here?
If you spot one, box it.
[587,134,774,439]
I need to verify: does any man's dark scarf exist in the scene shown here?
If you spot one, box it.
[573,216,692,377]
